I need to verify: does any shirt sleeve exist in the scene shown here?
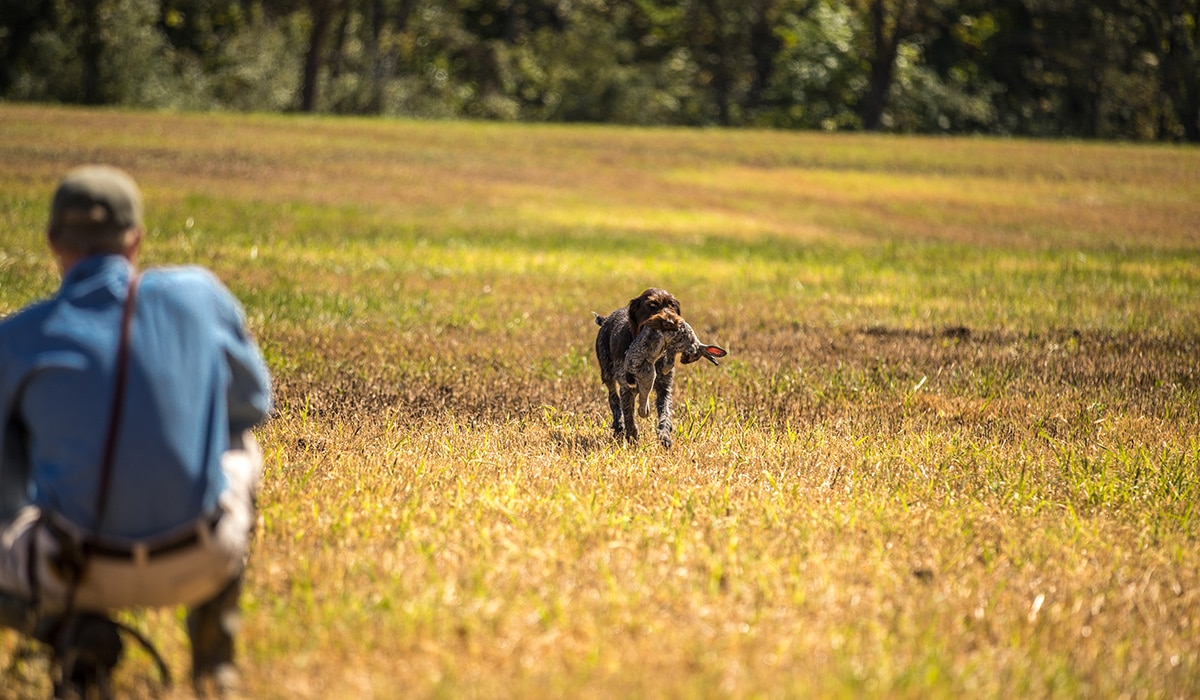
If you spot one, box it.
[213,282,272,433]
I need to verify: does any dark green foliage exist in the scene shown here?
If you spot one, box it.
[0,0,1195,140]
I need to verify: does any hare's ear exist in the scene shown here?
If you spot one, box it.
[702,344,728,365]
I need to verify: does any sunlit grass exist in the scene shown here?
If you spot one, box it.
[0,104,1198,698]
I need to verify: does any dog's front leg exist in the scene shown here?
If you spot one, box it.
[653,361,675,449]
[620,385,640,442]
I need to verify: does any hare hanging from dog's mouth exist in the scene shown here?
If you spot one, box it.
[592,288,727,448]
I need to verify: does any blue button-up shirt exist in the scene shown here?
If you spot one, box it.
[0,255,271,539]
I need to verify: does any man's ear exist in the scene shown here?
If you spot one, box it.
[47,228,63,255]
[123,227,144,260]
[48,231,70,274]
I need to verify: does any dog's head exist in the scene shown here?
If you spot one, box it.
[627,288,681,337]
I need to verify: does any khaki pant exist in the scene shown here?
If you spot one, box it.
[0,433,261,613]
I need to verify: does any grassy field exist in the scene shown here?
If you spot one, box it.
[1,104,1199,698]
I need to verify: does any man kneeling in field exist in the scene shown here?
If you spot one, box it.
[0,165,272,696]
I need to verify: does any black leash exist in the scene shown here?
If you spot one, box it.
[111,618,172,685]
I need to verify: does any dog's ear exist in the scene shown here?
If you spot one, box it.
[628,292,658,334]
[626,297,643,336]
[627,295,644,324]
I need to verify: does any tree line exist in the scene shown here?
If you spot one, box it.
[1,0,1197,141]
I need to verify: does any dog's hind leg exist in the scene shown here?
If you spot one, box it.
[604,378,625,437]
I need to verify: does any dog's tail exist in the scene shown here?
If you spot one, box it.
[592,312,606,327]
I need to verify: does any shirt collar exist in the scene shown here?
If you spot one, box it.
[58,255,135,302]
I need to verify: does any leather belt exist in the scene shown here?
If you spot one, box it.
[82,510,223,562]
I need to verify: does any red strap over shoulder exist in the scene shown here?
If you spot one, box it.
[93,272,141,532]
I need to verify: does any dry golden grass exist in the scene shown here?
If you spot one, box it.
[1,104,1199,698]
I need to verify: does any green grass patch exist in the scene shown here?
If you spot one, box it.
[1,104,1198,699]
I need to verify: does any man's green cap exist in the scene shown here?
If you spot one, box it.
[48,165,144,237]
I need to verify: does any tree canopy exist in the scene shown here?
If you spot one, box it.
[1,0,1196,140]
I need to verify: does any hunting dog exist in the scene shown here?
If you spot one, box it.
[592,288,727,448]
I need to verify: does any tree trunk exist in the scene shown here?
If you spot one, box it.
[700,0,734,125]
[744,0,779,116]
[860,0,902,131]
[81,0,103,104]
[1142,0,1200,141]
[1163,5,1200,141]
[364,0,384,113]
[301,0,336,112]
